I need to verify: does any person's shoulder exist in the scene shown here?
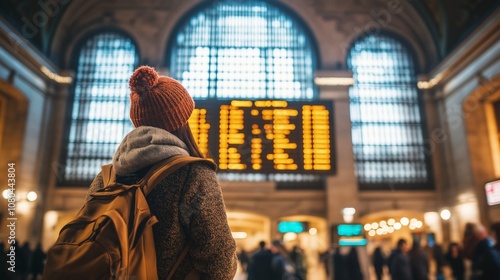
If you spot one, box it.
[186,160,218,178]
[188,160,216,170]
[486,245,500,262]
[256,249,273,257]
[393,252,406,261]
[271,254,281,265]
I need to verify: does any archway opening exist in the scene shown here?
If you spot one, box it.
[226,211,271,251]
[360,209,434,256]
[278,215,328,280]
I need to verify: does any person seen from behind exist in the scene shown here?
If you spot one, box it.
[409,240,429,280]
[491,222,500,252]
[238,249,249,273]
[372,247,386,280]
[86,66,237,279]
[30,243,46,280]
[445,242,465,280]
[248,241,273,280]
[390,238,412,280]
[290,245,307,280]
[319,246,333,278]
[432,244,445,280]
[270,240,296,280]
[347,247,363,280]
[0,242,8,280]
[462,222,500,280]
[333,246,349,280]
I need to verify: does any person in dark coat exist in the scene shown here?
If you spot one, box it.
[491,222,500,252]
[433,244,446,280]
[18,242,31,280]
[290,245,307,280]
[30,243,45,280]
[86,66,237,280]
[390,238,412,280]
[445,242,465,280]
[463,222,500,280]
[388,248,397,276]
[238,249,250,273]
[372,247,386,280]
[333,246,349,280]
[248,241,273,280]
[347,247,363,280]
[0,242,10,280]
[409,241,429,280]
[270,240,295,280]
[319,247,333,278]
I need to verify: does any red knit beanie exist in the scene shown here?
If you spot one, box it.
[129,66,194,132]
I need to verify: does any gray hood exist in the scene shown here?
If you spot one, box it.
[112,126,189,176]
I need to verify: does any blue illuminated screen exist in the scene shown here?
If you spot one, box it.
[338,239,368,246]
[278,221,306,233]
[337,224,363,237]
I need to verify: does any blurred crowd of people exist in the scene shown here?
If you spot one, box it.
[316,221,500,280]
[241,240,307,280]
[377,222,500,280]
[0,241,46,280]
[372,222,500,280]
[2,221,500,279]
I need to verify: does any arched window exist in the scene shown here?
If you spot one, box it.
[61,32,139,184]
[169,0,316,100]
[348,34,431,189]
[168,0,320,186]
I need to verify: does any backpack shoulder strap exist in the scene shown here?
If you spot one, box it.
[101,164,117,187]
[141,155,216,196]
[166,242,192,280]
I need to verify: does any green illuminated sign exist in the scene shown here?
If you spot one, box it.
[336,224,366,246]
[339,238,367,246]
[278,221,306,233]
[337,224,363,237]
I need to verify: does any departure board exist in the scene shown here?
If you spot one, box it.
[188,100,335,174]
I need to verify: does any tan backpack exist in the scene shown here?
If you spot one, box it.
[43,155,214,280]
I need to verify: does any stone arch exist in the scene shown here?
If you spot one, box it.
[463,75,500,227]
[226,211,271,251]
[359,209,432,251]
[278,214,329,249]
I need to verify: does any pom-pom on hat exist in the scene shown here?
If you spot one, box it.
[129,66,194,132]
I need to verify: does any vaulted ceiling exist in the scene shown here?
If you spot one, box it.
[411,0,498,55]
[1,0,498,63]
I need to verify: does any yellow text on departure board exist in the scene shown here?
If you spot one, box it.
[189,100,333,173]
[188,108,210,157]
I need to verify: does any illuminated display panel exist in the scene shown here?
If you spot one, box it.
[189,100,334,174]
[278,221,308,233]
[337,224,363,237]
[333,224,367,247]
[188,108,210,157]
[485,180,500,206]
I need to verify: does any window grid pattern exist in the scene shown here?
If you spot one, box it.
[63,32,138,183]
[348,35,429,188]
[170,0,315,100]
[170,0,320,186]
